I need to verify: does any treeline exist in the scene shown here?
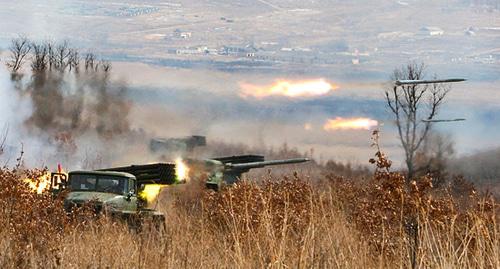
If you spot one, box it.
[2,36,130,160]
[5,36,110,75]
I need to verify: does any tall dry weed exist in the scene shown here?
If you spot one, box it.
[0,137,497,268]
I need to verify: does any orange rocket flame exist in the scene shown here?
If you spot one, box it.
[139,158,189,204]
[24,172,52,194]
[139,184,166,204]
[323,117,378,131]
[175,158,189,182]
[240,79,338,98]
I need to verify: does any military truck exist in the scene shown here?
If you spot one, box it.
[150,135,206,157]
[50,155,309,225]
[50,163,180,228]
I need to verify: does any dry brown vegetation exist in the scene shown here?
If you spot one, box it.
[0,141,498,268]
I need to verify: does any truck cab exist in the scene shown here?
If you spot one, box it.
[63,171,139,214]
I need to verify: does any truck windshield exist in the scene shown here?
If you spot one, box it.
[69,174,128,194]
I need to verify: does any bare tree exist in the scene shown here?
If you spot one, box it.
[84,52,97,71]
[414,131,455,185]
[0,125,7,157]
[385,62,450,180]
[53,41,71,71]
[46,40,54,70]
[5,36,31,73]
[100,60,112,73]
[30,41,49,72]
[68,48,80,72]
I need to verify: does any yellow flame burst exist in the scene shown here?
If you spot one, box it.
[175,158,189,182]
[240,79,338,98]
[24,172,52,194]
[139,184,165,204]
[138,158,189,204]
[323,117,378,131]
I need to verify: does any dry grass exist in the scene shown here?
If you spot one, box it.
[0,150,498,268]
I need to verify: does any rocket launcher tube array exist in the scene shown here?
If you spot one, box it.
[225,158,310,170]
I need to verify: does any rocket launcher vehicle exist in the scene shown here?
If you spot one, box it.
[204,155,310,189]
[51,155,309,196]
[98,155,309,190]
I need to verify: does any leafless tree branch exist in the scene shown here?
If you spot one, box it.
[54,41,71,71]
[84,52,97,72]
[68,49,80,72]
[0,125,8,157]
[384,62,451,181]
[5,36,31,73]
[100,60,112,73]
[30,41,49,72]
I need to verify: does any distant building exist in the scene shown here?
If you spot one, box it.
[173,29,192,39]
[219,45,257,56]
[219,46,246,55]
[180,32,192,39]
[419,26,444,36]
[465,27,476,36]
[280,47,312,52]
[261,41,279,46]
[176,47,203,55]
[294,47,311,52]
[205,48,219,55]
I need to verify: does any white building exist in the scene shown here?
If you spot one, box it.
[420,26,444,36]
[173,29,192,39]
[176,47,203,55]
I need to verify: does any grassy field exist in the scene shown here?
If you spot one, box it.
[0,149,498,269]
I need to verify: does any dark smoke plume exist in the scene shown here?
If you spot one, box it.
[4,37,131,163]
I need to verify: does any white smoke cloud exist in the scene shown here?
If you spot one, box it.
[0,66,55,166]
